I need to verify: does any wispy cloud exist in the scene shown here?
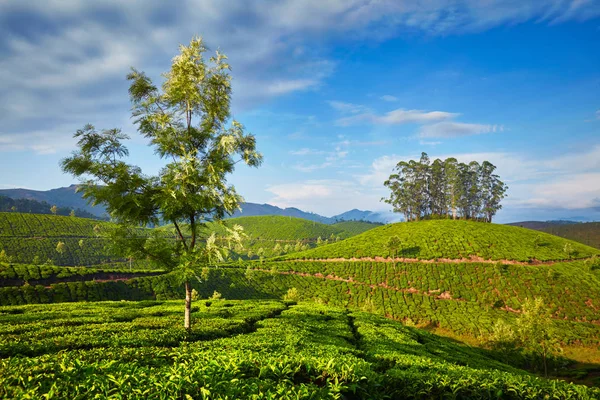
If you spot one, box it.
[327,101,369,114]
[266,179,381,216]
[336,108,457,126]
[419,122,504,138]
[380,95,398,102]
[357,145,600,212]
[2,1,597,154]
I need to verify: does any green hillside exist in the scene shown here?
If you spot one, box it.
[330,220,384,235]
[161,215,381,260]
[535,222,600,250]
[0,213,121,266]
[170,215,357,240]
[1,300,597,399]
[286,220,600,262]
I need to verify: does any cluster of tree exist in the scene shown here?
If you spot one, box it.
[0,196,100,220]
[384,152,508,222]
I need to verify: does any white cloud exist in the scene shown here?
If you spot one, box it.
[2,1,596,153]
[419,122,504,138]
[358,145,600,212]
[380,95,398,102]
[327,101,369,114]
[289,148,325,156]
[266,179,382,216]
[336,108,457,126]
[516,173,600,210]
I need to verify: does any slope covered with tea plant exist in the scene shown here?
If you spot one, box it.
[330,220,384,235]
[530,222,600,250]
[1,300,597,399]
[287,220,599,262]
[168,215,359,241]
[0,212,120,266]
[161,215,380,260]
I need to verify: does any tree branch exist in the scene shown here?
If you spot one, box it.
[173,221,188,251]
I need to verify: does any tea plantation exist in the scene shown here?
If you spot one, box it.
[1,300,598,399]
[0,213,120,266]
[2,216,600,397]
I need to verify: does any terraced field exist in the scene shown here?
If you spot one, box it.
[1,300,597,399]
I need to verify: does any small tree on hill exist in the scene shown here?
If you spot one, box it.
[386,235,401,258]
[516,297,561,378]
[0,249,11,265]
[50,205,58,215]
[56,241,66,255]
[61,36,262,330]
[563,243,574,259]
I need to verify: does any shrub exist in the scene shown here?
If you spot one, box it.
[210,291,222,300]
[283,287,299,302]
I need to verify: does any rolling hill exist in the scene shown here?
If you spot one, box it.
[2,217,600,390]
[0,212,121,266]
[286,219,600,262]
[510,221,600,250]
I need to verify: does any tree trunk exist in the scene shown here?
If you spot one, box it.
[184,280,192,330]
[543,347,548,378]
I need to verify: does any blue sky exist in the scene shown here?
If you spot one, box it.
[0,1,599,223]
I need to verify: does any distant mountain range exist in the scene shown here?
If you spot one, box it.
[0,185,397,224]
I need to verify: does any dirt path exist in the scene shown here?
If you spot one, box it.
[281,255,590,266]
[252,268,459,300]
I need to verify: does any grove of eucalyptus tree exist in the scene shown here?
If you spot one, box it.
[383,152,507,222]
[61,37,262,330]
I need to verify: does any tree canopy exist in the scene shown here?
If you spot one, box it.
[61,36,262,329]
[383,152,507,222]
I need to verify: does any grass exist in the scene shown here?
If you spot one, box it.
[1,300,598,399]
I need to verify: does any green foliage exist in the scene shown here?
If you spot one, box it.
[288,220,599,262]
[517,298,563,377]
[282,287,299,302]
[331,220,383,235]
[0,196,100,220]
[55,241,65,254]
[486,319,517,352]
[209,290,222,300]
[384,153,508,222]
[386,235,401,257]
[60,37,262,329]
[0,212,123,266]
[0,301,597,399]
[533,222,600,250]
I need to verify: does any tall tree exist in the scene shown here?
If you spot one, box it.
[428,158,446,217]
[444,157,460,220]
[61,37,262,330]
